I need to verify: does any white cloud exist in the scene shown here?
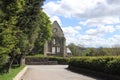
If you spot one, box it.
[100,26,115,33]
[62,24,120,47]
[115,25,120,30]
[106,0,120,5]
[80,17,120,26]
[43,0,120,18]
[62,25,120,47]
[63,26,81,36]
[108,35,120,46]
[74,26,81,31]
[86,25,115,36]
[43,1,60,15]
[86,29,98,36]
[62,26,81,44]
[50,16,62,25]
[69,34,120,47]
[80,36,109,47]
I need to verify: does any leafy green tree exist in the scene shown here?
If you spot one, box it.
[0,0,25,73]
[96,47,106,56]
[0,0,51,72]
[86,48,96,56]
[111,45,120,56]
[16,33,29,66]
[68,43,84,56]
[32,11,52,54]
[17,0,47,62]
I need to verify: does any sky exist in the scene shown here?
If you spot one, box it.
[43,0,120,48]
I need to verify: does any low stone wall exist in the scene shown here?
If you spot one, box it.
[25,57,58,65]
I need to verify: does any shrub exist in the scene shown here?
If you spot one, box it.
[68,56,120,76]
[106,58,120,75]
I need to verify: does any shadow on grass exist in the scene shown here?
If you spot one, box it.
[0,64,20,74]
[12,64,20,69]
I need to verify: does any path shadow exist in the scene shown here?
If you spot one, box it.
[65,67,117,80]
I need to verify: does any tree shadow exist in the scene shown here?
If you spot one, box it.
[65,67,113,80]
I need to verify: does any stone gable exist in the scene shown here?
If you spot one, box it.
[52,21,64,37]
[44,21,66,57]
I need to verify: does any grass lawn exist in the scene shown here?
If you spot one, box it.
[0,65,25,80]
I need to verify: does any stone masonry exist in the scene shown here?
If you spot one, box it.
[44,21,66,57]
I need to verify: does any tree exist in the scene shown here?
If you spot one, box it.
[86,48,96,56]
[0,0,26,73]
[0,0,51,73]
[16,33,29,66]
[68,43,84,56]
[32,11,52,54]
[112,45,120,56]
[96,47,106,56]
[17,0,50,63]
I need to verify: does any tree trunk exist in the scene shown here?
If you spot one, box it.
[19,54,25,66]
[19,57,22,66]
[7,58,14,73]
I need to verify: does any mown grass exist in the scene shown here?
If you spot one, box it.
[0,65,25,80]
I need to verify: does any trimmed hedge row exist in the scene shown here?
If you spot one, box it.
[68,56,120,76]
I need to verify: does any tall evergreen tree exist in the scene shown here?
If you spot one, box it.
[0,0,25,72]
[32,11,52,53]
[0,0,52,72]
[17,0,51,62]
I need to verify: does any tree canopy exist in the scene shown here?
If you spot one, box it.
[0,0,52,73]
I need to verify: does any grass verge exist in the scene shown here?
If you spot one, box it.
[0,65,25,80]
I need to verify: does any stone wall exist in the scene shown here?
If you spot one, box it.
[25,57,68,65]
[25,58,57,65]
[44,21,67,57]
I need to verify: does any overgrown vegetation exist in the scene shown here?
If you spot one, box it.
[68,56,120,76]
[0,0,52,73]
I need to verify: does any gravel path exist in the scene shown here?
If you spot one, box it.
[21,65,101,80]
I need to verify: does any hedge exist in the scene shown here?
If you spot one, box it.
[68,56,120,76]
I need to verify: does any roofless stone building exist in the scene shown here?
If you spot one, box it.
[44,21,67,57]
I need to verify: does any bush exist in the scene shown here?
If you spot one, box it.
[0,54,8,67]
[68,56,120,76]
[106,58,120,75]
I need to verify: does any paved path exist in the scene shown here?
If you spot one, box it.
[21,65,101,80]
